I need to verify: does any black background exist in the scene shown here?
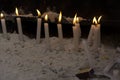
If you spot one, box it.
[0,0,120,19]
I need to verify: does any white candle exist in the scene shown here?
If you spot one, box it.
[73,26,79,51]
[93,24,101,49]
[76,17,81,38]
[36,9,42,43]
[57,11,64,49]
[87,24,95,46]
[1,13,7,38]
[15,8,23,41]
[72,14,80,51]
[44,14,50,50]
[88,16,102,50]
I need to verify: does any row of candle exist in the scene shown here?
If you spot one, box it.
[0,8,102,51]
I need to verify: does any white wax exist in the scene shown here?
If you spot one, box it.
[73,26,79,51]
[36,18,42,43]
[44,23,50,50]
[57,23,64,49]
[87,25,95,46]
[75,23,81,38]
[93,24,101,50]
[16,17,23,41]
[1,18,7,37]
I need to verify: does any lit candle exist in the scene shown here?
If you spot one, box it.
[15,8,23,41]
[88,16,102,50]
[93,16,102,50]
[57,11,64,49]
[76,17,81,40]
[87,17,96,46]
[0,13,8,38]
[36,9,42,44]
[73,14,79,51]
[44,14,50,50]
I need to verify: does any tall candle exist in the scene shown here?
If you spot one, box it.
[57,11,64,49]
[87,16,102,50]
[87,24,95,46]
[93,16,102,50]
[76,17,81,38]
[15,8,23,41]
[44,14,50,50]
[73,14,79,51]
[0,13,7,38]
[36,9,42,44]
[93,24,101,49]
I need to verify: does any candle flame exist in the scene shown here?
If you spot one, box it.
[15,7,19,16]
[0,13,4,18]
[92,16,102,24]
[76,17,79,23]
[45,14,48,21]
[73,13,77,24]
[58,11,62,23]
[98,16,102,23]
[92,17,98,24]
[36,9,41,17]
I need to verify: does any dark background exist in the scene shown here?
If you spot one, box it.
[0,0,120,19]
[0,0,120,46]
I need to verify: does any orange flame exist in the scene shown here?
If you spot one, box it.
[45,14,48,21]
[0,13,4,18]
[15,7,19,16]
[36,9,41,17]
[92,16,102,24]
[73,13,77,24]
[58,11,62,23]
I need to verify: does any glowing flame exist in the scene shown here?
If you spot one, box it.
[73,13,77,24]
[76,17,79,23]
[45,14,48,21]
[92,16,102,24]
[36,9,41,17]
[1,13,4,18]
[98,16,102,23]
[15,7,19,16]
[58,11,62,23]
[92,17,98,24]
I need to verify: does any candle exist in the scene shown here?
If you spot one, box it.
[57,11,64,49]
[76,17,81,40]
[36,9,42,44]
[92,16,102,50]
[0,13,8,38]
[44,14,50,50]
[87,24,95,46]
[87,16,102,50]
[15,8,23,41]
[73,14,80,51]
